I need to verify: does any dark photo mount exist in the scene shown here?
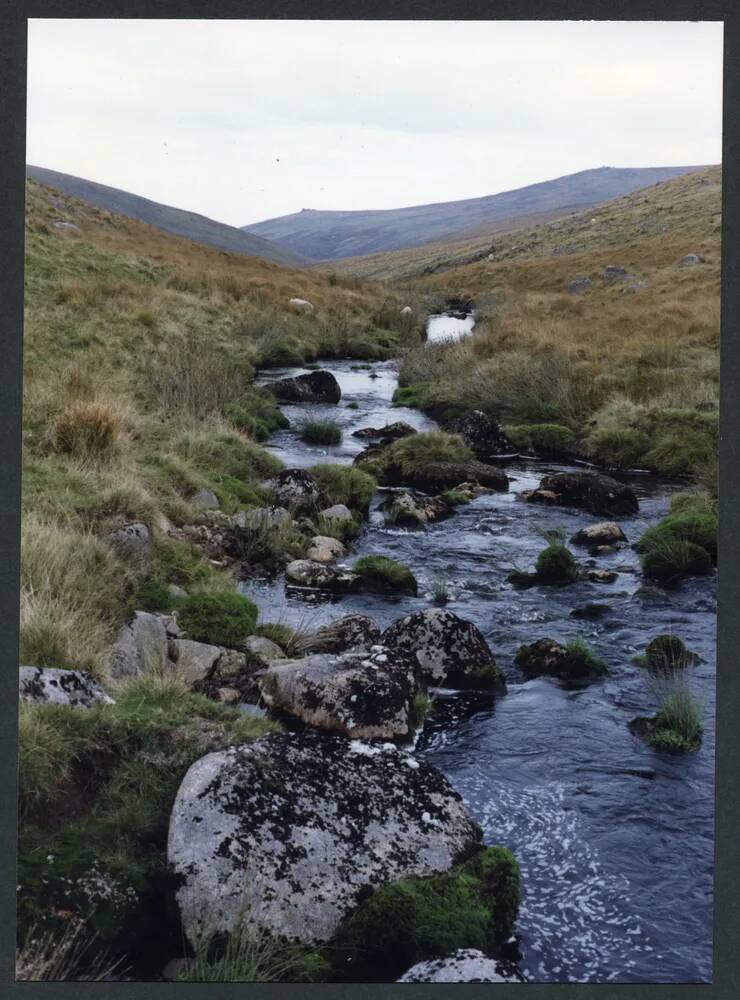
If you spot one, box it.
[1,1,738,997]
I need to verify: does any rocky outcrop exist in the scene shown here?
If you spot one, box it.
[194,647,266,704]
[19,666,114,708]
[262,469,327,515]
[318,503,354,526]
[170,639,222,685]
[259,646,418,739]
[191,488,219,510]
[382,609,505,689]
[301,614,381,654]
[603,265,636,284]
[267,370,341,404]
[231,506,293,532]
[570,521,628,546]
[168,731,482,946]
[379,489,455,528]
[352,422,416,441]
[524,472,638,516]
[398,950,524,983]
[445,410,511,459]
[678,253,705,267]
[567,277,593,295]
[108,611,170,678]
[107,522,150,558]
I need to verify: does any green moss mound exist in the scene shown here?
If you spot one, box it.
[564,638,608,677]
[299,419,342,445]
[353,555,418,596]
[639,634,698,670]
[310,463,377,513]
[332,846,520,979]
[505,423,576,454]
[535,543,581,584]
[640,540,712,582]
[177,592,258,648]
[637,510,717,563]
[587,427,652,469]
[225,392,290,442]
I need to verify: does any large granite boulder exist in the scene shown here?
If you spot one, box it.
[403,459,508,493]
[570,521,628,546]
[168,732,482,946]
[398,949,524,983]
[267,370,341,404]
[19,666,114,708]
[301,614,381,654]
[284,559,358,593]
[259,646,418,739]
[524,472,638,516]
[382,609,505,690]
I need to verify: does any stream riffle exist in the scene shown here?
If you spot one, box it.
[244,343,715,984]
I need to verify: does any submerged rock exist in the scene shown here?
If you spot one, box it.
[525,472,638,516]
[382,609,505,689]
[168,731,482,946]
[19,666,114,708]
[398,949,524,983]
[301,614,381,654]
[267,370,341,404]
[259,646,418,739]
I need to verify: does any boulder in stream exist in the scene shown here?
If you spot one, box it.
[267,370,341,404]
[524,472,638,516]
[515,637,608,681]
[168,731,482,946]
[352,422,417,441]
[284,559,358,593]
[261,469,327,515]
[379,489,455,528]
[301,614,381,654]
[570,521,628,546]
[259,646,419,739]
[405,459,509,493]
[382,609,505,690]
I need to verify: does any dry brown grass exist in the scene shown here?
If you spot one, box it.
[49,400,121,458]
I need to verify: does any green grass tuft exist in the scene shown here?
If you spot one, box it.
[353,555,418,596]
[299,420,342,446]
[177,592,258,648]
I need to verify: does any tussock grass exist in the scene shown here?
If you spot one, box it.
[49,400,121,458]
[644,670,704,753]
[299,419,342,445]
[16,920,122,982]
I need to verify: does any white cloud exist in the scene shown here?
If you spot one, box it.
[26,18,723,226]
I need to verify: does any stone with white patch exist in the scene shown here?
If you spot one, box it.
[168,731,482,946]
[398,949,524,983]
[382,609,505,690]
[19,666,114,708]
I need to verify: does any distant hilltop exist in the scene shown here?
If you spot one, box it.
[242,165,707,261]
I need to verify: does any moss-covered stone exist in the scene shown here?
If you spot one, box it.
[535,543,581,584]
[637,509,717,565]
[331,846,520,980]
[637,634,699,670]
[353,555,418,596]
[177,592,258,648]
[640,540,712,582]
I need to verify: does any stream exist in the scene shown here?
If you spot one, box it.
[242,313,716,984]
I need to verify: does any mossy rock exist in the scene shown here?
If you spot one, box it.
[636,634,699,670]
[177,592,258,648]
[353,555,418,596]
[535,543,581,584]
[310,464,377,513]
[506,423,576,455]
[331,846,520,980]
[629,715,702,754]
[637,510,717,564]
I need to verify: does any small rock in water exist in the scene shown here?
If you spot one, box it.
[588,569,619,584]
[570,603,610,620]
[398,949,524,983]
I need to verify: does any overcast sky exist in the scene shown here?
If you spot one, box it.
[27,19,723,227]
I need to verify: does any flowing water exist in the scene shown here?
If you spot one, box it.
[244,315,715,983]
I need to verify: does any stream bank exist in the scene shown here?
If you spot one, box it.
[243,313,715,983]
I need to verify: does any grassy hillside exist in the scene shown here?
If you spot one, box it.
[329,166,721,282]
[244,165,703,261]
[381,167,721,484]
[21,178,423,676]
[27,166,309,265]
